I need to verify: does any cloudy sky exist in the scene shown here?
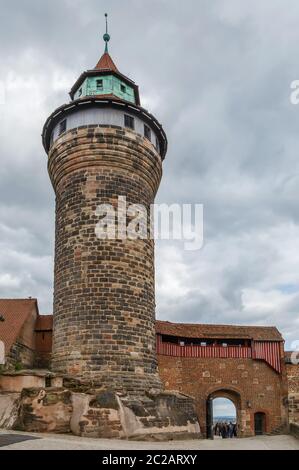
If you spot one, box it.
[1,0,299,348]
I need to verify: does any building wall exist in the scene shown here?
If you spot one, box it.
[286,361,299,424]
[51,107,160,152]
[0,340,4,365]
[6,307,37,368]
[158,354,289,437]
[35,330,52,369]
[6,341,35,369]
[35,330,52,354]
[74,75,135,103]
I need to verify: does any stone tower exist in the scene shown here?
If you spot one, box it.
[42,18,200,439]
[42,22,167,393]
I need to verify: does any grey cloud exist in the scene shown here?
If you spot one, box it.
[0,0,299,347]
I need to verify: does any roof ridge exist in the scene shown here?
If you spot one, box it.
[0,298,37,301]
[156,320,278,329]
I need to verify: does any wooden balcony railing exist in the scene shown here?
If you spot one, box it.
[156,336,282,373]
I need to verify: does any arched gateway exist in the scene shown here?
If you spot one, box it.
[206,388,241,439]
[157,320,288,437]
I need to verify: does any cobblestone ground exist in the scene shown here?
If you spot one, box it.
[0,430,298,450]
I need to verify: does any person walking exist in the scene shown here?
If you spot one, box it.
[221,423,227,438]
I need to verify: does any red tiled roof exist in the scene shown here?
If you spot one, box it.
[19,314,283,342]
[95,52,118,72]
[156,320,283,342]
[35,315,53,331]
[0,299,39,353]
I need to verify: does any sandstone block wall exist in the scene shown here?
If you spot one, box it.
[6,341,35,370]
[1,386,200,440]
[286,362,299,424]
[48,125,163,392]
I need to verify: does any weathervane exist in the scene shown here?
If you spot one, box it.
[103,13,110,53]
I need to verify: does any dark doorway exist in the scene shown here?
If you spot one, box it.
[254,412,266,435]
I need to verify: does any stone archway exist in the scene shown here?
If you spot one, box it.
[206,388,241,439]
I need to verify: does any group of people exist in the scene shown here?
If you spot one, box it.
[213,421,237,438]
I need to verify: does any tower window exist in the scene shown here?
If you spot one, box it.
[96,79,103,90]
[50,131,54,147]
[144,125,151,141]
[155,137,160,153]
[59,119,67,136]
[120,84,126,93]
[124,114,135,130]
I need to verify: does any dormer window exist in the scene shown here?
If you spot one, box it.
[120,84,126,93]
[96,79,103,90]
[59,119,67,136]
[144,125,151,141]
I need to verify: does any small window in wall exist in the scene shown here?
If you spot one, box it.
[78,88,82,97]
[144,124,151,141]
[96,79,103,90]
[59,119,67,136]
[45,377,52,388]
[120,84,126,93]
[50,131,54,147]
[155,136,160,153]
[124,114,135,130]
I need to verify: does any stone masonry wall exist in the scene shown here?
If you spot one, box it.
[48,125,163,392]
[6,341,35,370]
[286,362,299,424]
[7,386,200,440]
[158,355,288,437]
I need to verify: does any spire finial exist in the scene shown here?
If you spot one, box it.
[103,13,110,53]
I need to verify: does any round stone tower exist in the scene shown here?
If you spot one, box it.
[42,25,167,393]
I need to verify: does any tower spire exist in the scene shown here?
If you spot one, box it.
[103,13,110,53]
